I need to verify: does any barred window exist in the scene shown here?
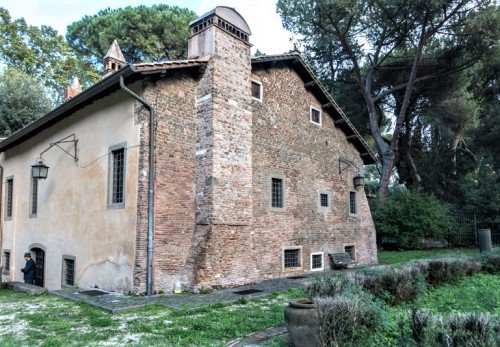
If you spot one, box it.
[284,249,300,268]
[5,178,13,218]
[108,144,126,209]
[349,191,357,215]
[63,258,75,286]
[112,148,124,204]
[271,178,283,208]
[3,251,10,274]
[31,176,38,216]
[320,193,329,207]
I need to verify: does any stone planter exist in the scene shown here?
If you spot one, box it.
[284,298,319,347]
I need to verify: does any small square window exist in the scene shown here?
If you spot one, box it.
[318,190,330,212]
[310,252,324,271]
[349,191,357,215]
[344,245,356,260]
[284,249,301,268]
[310,107,321,125]
[251,81,262,101]
[62,256,75,287]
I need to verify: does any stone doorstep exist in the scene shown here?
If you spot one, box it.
[226,326,287,347]
[4,281,48,295]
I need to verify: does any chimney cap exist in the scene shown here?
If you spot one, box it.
[190,6,251,35]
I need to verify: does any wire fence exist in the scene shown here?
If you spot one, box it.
[451,211,500,246]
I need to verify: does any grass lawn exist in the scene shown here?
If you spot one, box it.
[377,247,480,265]
[0,288,303,346]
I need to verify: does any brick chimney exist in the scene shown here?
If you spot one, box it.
[101,39,126,78]
[190,7,253,225]
[64,77,82,101]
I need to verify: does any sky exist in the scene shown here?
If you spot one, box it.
[0,0,295,55]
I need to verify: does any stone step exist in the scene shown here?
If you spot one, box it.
[3,281,48,294]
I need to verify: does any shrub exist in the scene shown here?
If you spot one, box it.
[373,189,456,249]
[480,253,500,275]
[350,265,427,306]
[303,275,351,299]
[400,308,499,347]
[314,290,381,347]
[422,257,482,287]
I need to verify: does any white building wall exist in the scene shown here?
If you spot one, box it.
[1,90,140,292]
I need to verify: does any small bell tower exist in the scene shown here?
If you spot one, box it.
[101,39,126,78]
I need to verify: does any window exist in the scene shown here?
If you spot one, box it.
[62,255,75,287]
[319,190,330,212]
[5,177,13,220]
[30,176,38,217]
[284,249,301,269]
[272,178,283,208]
[2,250,10,274]
[108,143,126,209]
[344,245,356,260]
[251,80,262,101]
[310,252,324,271]
[349,191,357,215]
[310,107,322,125]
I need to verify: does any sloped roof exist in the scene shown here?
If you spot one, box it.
[0,53,376,164]
[252,53,376,164]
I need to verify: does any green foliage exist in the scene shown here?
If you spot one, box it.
[373,189,456,249]
[0,8,99,105]
[0,68,51,136]
[480,252,500,275]
[66,5,197,66]
[314,290,382,347]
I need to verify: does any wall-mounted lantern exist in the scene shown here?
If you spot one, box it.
[31,134,78,180]
[31,158,49,179]
[338,158,365,189]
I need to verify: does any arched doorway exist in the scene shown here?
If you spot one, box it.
[30,247,45,287]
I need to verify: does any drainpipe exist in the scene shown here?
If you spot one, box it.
[119,75,155,296]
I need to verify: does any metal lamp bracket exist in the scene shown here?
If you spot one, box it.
[39,134,78,162]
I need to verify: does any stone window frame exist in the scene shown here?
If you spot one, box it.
[251,80,263,102]
[343,243,356,261]
[310,106,322,126]
[4,175,14,221]
[29,172,38,218]
[318,189,331,212]
[282,245,303,271]
[61,254,76,288]
[269,171,286,212]
[2,249,10,275]
[349,190,358,217]
[107,142,127,209]
[310,252,324,271]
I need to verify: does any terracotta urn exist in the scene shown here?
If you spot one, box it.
[284,298,319,347]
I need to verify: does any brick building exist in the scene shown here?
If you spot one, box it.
[0,7,377,293]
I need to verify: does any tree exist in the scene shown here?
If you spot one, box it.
[372,189,456,249]
[0,68,52,137]
[66,5,197,66]
[0,8,99,105]
[277,0,499,199]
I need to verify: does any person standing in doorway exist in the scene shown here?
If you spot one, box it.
[21,252,36,285]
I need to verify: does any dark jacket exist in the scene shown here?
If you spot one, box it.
[22,258,36,282]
